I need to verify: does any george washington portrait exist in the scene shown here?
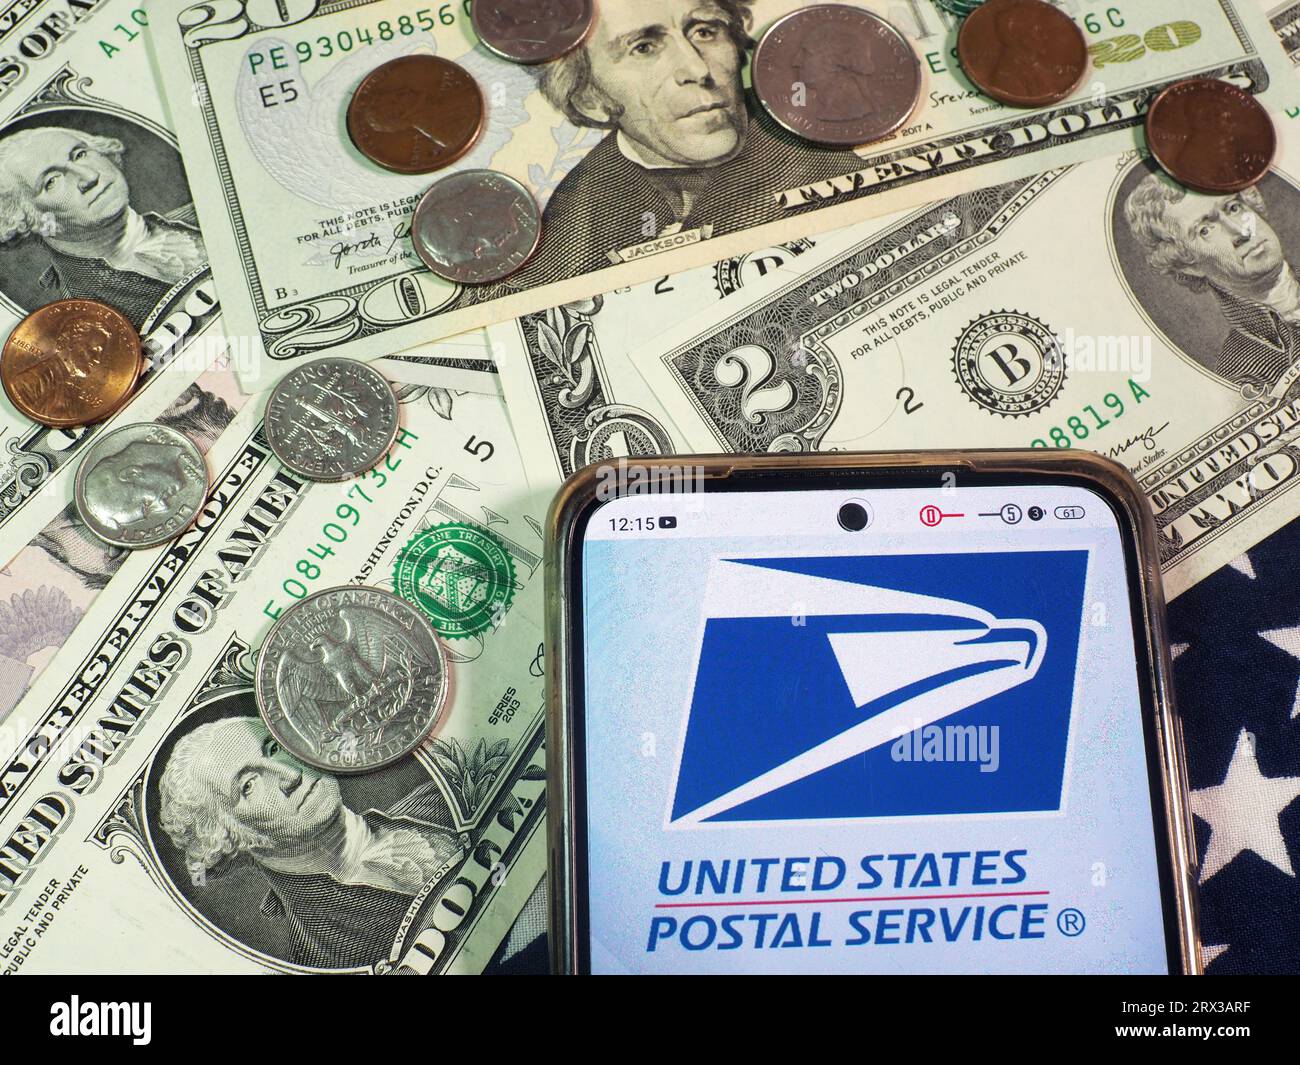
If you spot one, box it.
[156,712,465,971]
[0,118,207,329]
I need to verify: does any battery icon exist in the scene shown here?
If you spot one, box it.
[659,516,678,529]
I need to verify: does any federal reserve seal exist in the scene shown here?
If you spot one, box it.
[394,523,517,639]
[952,311,1066,418]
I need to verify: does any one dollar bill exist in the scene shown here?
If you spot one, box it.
[0,0,230,564]
[0,387,548,973]
[147,0,1300,391]
[0,360,248,725]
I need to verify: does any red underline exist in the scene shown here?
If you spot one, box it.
[653,889,1051,909]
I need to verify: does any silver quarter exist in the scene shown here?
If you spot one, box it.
[412,169,542,284]
[256,586,450,773]
[265,358,399,482]
[752,5,922,147]
[472,0,595,64]
[73,423,207,549]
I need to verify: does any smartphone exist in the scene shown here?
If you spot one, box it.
[545,450,1199,974]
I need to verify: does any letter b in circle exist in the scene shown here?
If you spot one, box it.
[984,342,1034,388]
[952,311,1066,419]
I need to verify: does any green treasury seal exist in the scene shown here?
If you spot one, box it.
[394,523,517,638]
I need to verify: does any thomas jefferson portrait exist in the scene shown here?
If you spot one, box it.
[81,436,193,535]
[0,122,206,329]
[510,0,865,286]
[1123,173,1300,389]
[158,714,464,970]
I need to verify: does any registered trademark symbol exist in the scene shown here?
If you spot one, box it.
[1057,907,1086,936]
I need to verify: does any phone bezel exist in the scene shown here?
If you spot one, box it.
[545,450,1200,975]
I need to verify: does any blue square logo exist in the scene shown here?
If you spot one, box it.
[668,551,1089,824]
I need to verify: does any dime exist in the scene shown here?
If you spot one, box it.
[412,170,542,284]
[1,299,141,428]
[346,54,484,174]
[472,0,594,64]
[265,358,399,482]
[1145,78,1277,194]
[256,586,450,773]
[752,4,922,147]
[956,0,1088,108]
[73,423,207,549]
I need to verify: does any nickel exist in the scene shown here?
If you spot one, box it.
[1,299,141,429]
[412,170,542,284]
[1145,78,1277,194]
[957,0,1089,108]
[752,4,922,147]
[265,358,399,482]
[256,586,450,773]
[472,0,595,65]
[346,54,484,174]
[74,423,207,549]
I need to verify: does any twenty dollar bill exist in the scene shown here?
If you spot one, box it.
[148,0,1300,391]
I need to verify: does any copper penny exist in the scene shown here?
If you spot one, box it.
[1,299,141,428]
[346,54,484,174]
[1145,78,1277,194]
[957,0,1088,108]
[472,0,595,65]
[752,5,922,147]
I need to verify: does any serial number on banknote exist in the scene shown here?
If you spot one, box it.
[263,428,419,618]
[98,7,150,59]
[247,2,471,74]
[1029,379,1151,450]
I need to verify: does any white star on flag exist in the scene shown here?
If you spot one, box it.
[1261,625,1300,719]
[1191,729,1300,881]
[1201,943,1229,967]
[1228,554,1257,580]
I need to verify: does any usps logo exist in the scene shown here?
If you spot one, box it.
[667,552,1090,825]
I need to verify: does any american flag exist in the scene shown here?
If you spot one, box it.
[1171,515,1300,974]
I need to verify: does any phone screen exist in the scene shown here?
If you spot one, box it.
[575,477,1178,974]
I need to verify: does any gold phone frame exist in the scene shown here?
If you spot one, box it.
[544,449,1201,975]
